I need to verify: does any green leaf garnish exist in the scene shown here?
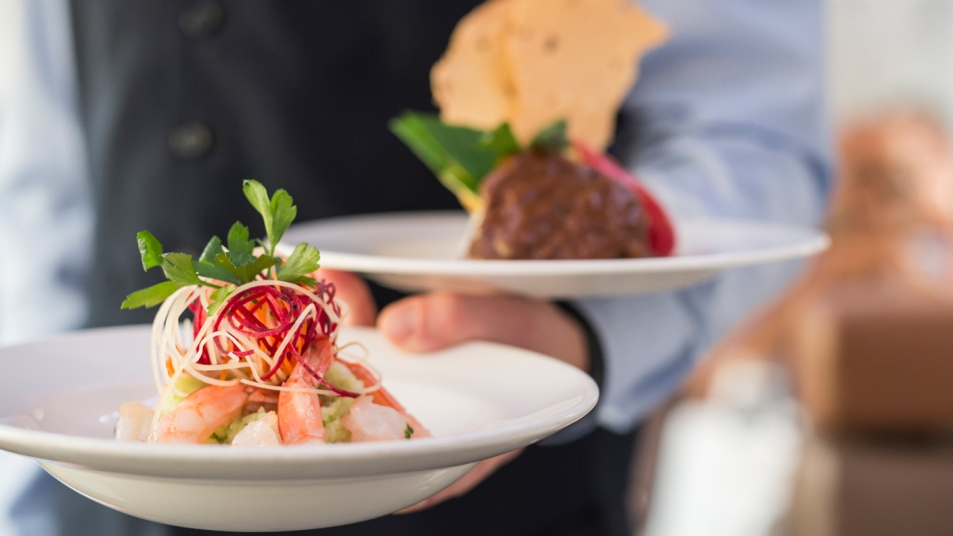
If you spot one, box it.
[404,424,414,440]
[215,253,277,286]
[390,112,494,191]
[161,253,205,287]
[226,221,255,267]
[389,112,510,210]
[123,181,320,312]
[207,284,237,316]
[268,190,296,252]
[121,281,186,309]
[199,236,225,263]
[243,180,297,255]
[277,242,321,285]
[242,180,271,221]
[193,260,241,286]
[390,112,572,211]
[480,123,520,155]
[530,120,569,152]
[244,255,279,283]
[136,231,164,271]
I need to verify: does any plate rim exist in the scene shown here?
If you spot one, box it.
[281,210,830,275]
[0,325,599,480]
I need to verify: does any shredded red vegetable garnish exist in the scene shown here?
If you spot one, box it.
[184,279,355,395]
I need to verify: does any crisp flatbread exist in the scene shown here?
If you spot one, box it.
[431,0,516,130]
[504,0,668,148]
[432,0,668,151]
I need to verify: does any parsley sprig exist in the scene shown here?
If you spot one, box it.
[121,180,321,312]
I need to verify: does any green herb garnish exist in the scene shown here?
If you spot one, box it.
[277,242,322,286]
[243,180,297,258]
[389,112,568,211]
[404,424,414,440]
[530,119,569,152]
[121,180,319,310]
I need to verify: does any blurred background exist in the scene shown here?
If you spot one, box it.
[2,0,953,535]
[0,2,18,115]
[639,1,953,536]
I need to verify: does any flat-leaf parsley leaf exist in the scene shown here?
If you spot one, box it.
[122,181,323,313]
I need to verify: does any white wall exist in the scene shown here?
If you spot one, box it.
[828,0,953,128]
[0,0,23,118]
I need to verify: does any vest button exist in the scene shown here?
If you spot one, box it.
[179,1,226,39]
[169,122,215,159]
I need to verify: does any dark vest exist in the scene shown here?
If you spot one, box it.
[71,0,472,327]
[68,4,638,535]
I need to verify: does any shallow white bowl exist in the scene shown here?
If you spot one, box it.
[282,211,829,298]
[0,326,597,532]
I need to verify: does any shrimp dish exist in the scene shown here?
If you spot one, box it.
[114,180,429,446]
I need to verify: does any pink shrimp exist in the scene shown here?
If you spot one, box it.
[149,383,249,444]
[277,338,334,445]
[341,361,431,440]
[245,389,279,413]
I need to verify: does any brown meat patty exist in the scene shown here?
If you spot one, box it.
[468,150,651,260]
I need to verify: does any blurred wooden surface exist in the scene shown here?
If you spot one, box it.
[792,278,953,433]
[792,435,953,536]
[683,113,953,433]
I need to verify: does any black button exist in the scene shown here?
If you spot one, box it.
[179,1,226,39]
[169,122,215,159]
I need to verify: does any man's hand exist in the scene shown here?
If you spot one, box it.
[311,275,590,511]
[378,293,589,371]
[378,292,590,511]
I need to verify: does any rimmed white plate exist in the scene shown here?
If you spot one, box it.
[282,211,829,298]
[0,326,597,531]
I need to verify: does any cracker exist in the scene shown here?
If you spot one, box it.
[503,0,668,149]
[432,0,668,151]
[431,0,516,129]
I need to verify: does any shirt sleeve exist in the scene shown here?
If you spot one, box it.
[578,0,833,432]
[0,0,92,345]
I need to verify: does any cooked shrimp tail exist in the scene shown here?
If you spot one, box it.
[340,360,430,439]
[277,338,334,445]
[149,384,249,444]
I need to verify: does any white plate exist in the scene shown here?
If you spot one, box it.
[282,211,829,298]
[0,326,597,532]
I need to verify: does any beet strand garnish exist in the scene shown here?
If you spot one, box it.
[294,344,360,398]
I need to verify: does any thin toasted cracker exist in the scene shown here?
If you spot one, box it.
[431,0,516,130]
[503,0,668,149]
[432,0,668,151]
